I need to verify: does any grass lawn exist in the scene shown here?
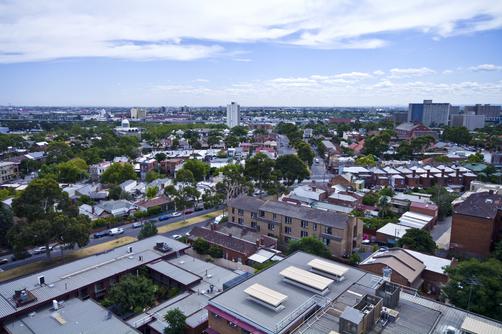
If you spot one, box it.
[157,211,220,234]
[0,236,137,283]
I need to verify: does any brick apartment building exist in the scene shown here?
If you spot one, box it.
[450,191,502,257]
[227,196,363,258]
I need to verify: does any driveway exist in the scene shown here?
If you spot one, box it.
[431,216,452,250]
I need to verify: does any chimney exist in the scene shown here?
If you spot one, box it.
[427,170,430,178]
[456,169,459,177]
[210,223,216,231]
[412,169,416,177]
[441,170,445,178]
[256,239,260,247]
[228,233,232,238]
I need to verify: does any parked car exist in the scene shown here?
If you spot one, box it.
[172,234,182,240]
[94,231,108,239]
[33,246,53,255]
[0,258,9,265]
[108,227,124,236]
[159,211,182,221]
[132,222,144,229]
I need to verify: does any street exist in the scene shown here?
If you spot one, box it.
[277,134,296,156]
[0,208,218,271]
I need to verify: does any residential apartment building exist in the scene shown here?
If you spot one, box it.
[130,107,147,119]
[450,113,486,130]
[227,196,363,258]
[226,102,240,128]
[408,99,451,126]
[0,161,19,183]
[450,191,502,257]
[464,104,501,119]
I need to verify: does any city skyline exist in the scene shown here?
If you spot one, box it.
[1,1,502,106]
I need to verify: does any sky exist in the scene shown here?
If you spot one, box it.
[1,0,502,107]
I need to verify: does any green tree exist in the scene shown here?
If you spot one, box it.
[146,170,162,183]
[442,126,472,145]
[155,152,167,163]
[0,203,13,248]
[442,258,502,321]
[296,142,315,166]
[46,141,74,164]
[108,184,123,200]
[208,245,223,258]
[245,153,275,192]
[224,135,240,148]
[164,308,186,334]
[230,125,249,138]
[362,192,379,206]
[467,152,484,163]
[288,236,331,258]
[192,237,210,254]
[146,186,159,199]
[217,164,252,204]
[363,131,392,157]
[103,274,157,316]
[424,185,458,220]
[397,229,436,254]
[275,154,310,185]
[349,252,361,265]
[101,163,137,184]
[182,159,209,182]
[54,158,89,183]
[355,154,377,166]
[494,241,502,261]
[175,168,195,185]
[138,222,158,240]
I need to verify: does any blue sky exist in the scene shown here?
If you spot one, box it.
[0,0,501,106]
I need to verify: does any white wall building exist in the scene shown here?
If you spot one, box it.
[226,102,240,128]
[130,108,147,119]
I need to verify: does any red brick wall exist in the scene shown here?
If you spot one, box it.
[450,213,493,257]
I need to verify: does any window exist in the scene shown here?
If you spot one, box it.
[228,321,238,328]
[285,226,292,234]
[238,209,244,216]
[238,218,244,225]
[232,208,235,214]
[212,312,221,319]
[268,223,275,231]
[313,223,317,231]
[251,221,257,228]
[285,216,292,224]
[251,212,257,218]
[259,210,265,217]
[231,216,235,223]
[272,213,277,221]
[323,238,330,246]
[324,227,332,235]
[301,231,308,238]
[301,220,309,228]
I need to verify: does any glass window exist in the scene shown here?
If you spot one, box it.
[301,231,308,237]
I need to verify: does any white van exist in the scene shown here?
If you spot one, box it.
[108,228,124,236]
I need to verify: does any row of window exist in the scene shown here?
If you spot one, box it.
[231,214,333,235]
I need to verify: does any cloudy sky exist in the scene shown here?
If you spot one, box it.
[1,0,502,106]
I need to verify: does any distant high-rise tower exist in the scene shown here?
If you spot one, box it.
[226,102,240,128]
[130,108,146,119]
[408,99,450,127]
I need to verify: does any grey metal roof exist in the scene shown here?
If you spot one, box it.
[5,298,139,334]
[0,236,188,320]
[147,261,201,286]
[228,196,265,212]
[259,200,350,229]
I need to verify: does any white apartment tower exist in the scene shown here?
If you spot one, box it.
[226,102,240,128]
[130,108,147,119]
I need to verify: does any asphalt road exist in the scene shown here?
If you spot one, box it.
[308,155,333,183]
[277,134,296,156]
[0,208,219,271]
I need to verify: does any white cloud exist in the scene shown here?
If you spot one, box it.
[389,67,436,78]
[469,64,502,72]
[193,78,209,83]
[373,70,385,76]
[442,69,454,74]
[1,0,502,62]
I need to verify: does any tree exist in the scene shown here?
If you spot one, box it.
[0,203,13,248]
[288,237,331,258]
[146,170,162,183]
[362,192,379,206]
[443,258,502,321]
[217,164,251,204]
[208,245,223,258]
[245,153,275,192]
[349,252,361,265]
[138,222,158,240]
[424,185,458,220]
[363,132,391,157]
[109,184,123,200]
[46,141,74,164]
[164,308,186,334]
[146,186,159,199]
[103,274,157,316]
[54,158,89,183]
[397,229,436,254]
[467,152,484,163]
[442,126,472,145]
[175,168,195,185]
[224,135,240,148]
[192,237,210,254]
[230,125,249,138]
[355,154,377,166]
[101,163,137,184]
[494,241,502,261]
[275,154,310,185]
[296,142,315,166]
[155,152,167,163]
[182,159,209,182]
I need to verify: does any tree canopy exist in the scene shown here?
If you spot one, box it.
[164,308,186,334]
[182,159,209,182]
[103,274,157,316]
[442,126,472,145]
[275,154,310,185]
[288,236,331,258]
[138,222,158,240]
[296,141,315,166]
[397,229,436,254]
[443,258,502,321]
[101,163,137,184]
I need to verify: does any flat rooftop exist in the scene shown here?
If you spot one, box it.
[5,298,139,334]
[209,252,502,334]
[0,236,188,320]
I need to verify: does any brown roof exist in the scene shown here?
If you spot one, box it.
[360,248,426,284]
[453,192,502,220]
[135,195,172,209]
[189,226,259,256]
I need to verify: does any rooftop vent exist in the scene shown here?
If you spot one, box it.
[280,266,333,295]
[244,283,287,312]
[308,258,348,282]
[38,275,45,286]
[154,242,172,253]
[13,288,37,307]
